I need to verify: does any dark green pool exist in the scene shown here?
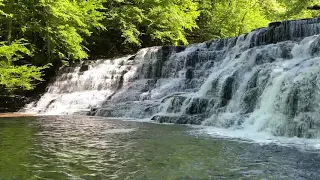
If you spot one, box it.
[0,116,319,180]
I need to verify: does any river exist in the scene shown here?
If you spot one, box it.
[0,116,319,179]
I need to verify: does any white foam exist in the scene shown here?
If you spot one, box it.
[191,126,320,151]
[104,128,136,134]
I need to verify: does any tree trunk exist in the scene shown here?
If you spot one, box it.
[6,0,13,44]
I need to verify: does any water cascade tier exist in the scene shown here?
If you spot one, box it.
[24,18,320,138]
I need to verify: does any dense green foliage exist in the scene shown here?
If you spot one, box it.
[0,40,44,91]
[0,0,318,95]
[105,0,199,45]
[0,0,105,93]
[89,0,199,56]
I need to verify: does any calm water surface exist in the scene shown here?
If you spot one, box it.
[0,116,319,180]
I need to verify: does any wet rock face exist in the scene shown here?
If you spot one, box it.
[165,95,187,113]
[186,98,209,115]
[309,36,320,56]
[220,76,235,107]
[242,88,259,114]
[151,114,204,125]
[24,17,320,139]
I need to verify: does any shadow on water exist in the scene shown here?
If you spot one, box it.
[0,116,320,180]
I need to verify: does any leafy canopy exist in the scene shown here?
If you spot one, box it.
[0,0,318,94]
[0,0,104,93]
[104,0,199,45]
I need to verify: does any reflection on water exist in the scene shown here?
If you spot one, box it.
[0,116,320,179]
[0,117,34,179]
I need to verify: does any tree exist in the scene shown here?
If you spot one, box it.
[270,0,319,19]
[189,0,320,43]
[0,39,45,92]
[96,0,198,48]
[0,1,44,93]
[0,0,105,94]
[23,0,105,63]
[189,0,270,42]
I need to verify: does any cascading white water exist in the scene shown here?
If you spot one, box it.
[23,54,141,114]
[24,18,320,138]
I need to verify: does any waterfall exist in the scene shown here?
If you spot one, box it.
[24,18,320,138]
